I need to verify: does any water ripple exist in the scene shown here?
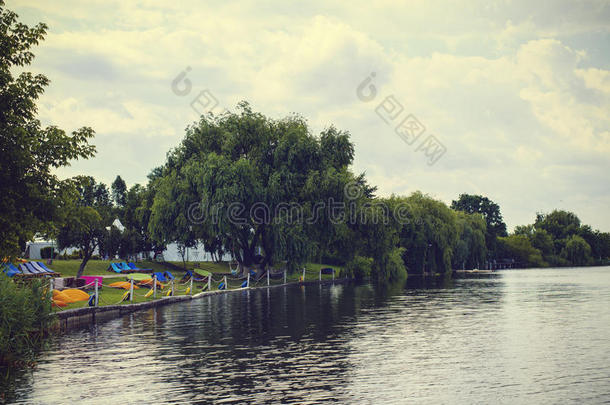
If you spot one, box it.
[3,267,610,404]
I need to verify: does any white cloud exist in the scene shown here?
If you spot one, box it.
[11,0,610,231]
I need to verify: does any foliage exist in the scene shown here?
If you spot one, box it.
[0,275,52,364]
[117,228,142,260]
[111,175,127,208]
[99,225,122,259]
[347,198,399,280]
[561,235,592,266]
[149,102,358,274]
[577,225,610,263]
[344,255,373,280]
[535,210,581,241]
[385,247,407,281]
[497,235,546,268]
[511,210,609,267]
[56,177,111,278]
[452,211,487,269]
[39,246,56,259]
[0,2,96,258]
[393,193,459,275]
[451,194,507,256]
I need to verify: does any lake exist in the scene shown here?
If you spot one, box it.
[4,267,610,403]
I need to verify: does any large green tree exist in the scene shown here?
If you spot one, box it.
[390,192,459,275]
[451,194,507,257]
[452,211,487,269]
[56,177,112,278]
[496,234,545,268]
[0,2,95,257]
[535,210,581,241]
[111,175,127,208]
[561,235,592,266]
[513,210,610,267]
[149,102,358,274]
[349,197,404,281]
[134,168,166,260]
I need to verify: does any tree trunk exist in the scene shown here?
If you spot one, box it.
[177,244,187,269]
[76,253,91,279]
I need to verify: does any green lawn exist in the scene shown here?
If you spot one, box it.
[44,259,342,311]
[46,259,172,278]
[45,259,339,281]
[167,261,231,274]
[60,279,212,309]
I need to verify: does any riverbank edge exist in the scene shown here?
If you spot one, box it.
[51,277,350,331]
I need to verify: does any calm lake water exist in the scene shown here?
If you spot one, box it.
[3,267,610,404]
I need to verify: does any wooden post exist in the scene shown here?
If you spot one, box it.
[319,268,321,281]
[208,274,211,291]
[48,278,54,305]
[171,279,175,296]
[247,272,250,288]
[332,270,335,281]
[284,270,287,284]
[302,267,305,282]
[224,276,227,290]
[94,279,99,306]
[153,274,157,298]
[190,275,193,295]
[130,278,134,302]
[267,269,270,286]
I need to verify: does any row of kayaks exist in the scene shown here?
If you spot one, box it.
[107,262,152,273]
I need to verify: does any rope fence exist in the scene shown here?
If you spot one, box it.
[50,267,336,309]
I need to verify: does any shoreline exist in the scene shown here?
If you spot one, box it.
[51,265,610,332]
[52,277,350,332]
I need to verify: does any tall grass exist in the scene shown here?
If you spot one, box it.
[0,275,53,365]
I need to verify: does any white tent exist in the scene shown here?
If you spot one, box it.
[112,218,125,232]
[161,242,232,262]
[25,240,81,259]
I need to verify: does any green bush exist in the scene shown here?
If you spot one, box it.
[0,275,53,365]
[40,246,57,259]
[320,253,347,266]
[344,255,373,280]
[386,247,407,281]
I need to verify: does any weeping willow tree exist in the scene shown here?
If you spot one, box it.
[387,192,460,275]
[452,211,487,269]
[149,102,358,275]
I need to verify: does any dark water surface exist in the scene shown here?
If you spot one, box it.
[4,267,610,404]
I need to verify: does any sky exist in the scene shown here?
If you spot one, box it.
[12,0,610,232]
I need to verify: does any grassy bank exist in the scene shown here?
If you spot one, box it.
[0,276,52,365]
[46,260,183,278]
[43,260,342,311]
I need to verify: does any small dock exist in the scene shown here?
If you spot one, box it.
[454,269,499,277]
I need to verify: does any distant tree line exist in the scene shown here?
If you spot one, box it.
[42,105,610,280]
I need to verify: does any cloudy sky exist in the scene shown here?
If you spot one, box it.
[13,0,610,231]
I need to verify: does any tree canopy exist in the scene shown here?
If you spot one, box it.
[501,210,609,267]
[111,175,127,208]
[149,102,358,273]
[451,194,507,255]
[0,2,95,257]
[56,176,111,278]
